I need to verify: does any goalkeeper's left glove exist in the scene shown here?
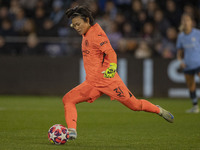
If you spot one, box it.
[102,63,117,78]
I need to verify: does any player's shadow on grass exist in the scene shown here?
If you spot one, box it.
[44,142,132,149]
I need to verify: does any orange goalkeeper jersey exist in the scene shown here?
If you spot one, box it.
[81,23,120,87]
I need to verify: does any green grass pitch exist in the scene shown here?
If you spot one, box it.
[0,95,200,150]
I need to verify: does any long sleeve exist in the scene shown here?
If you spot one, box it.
[104,49,117,64]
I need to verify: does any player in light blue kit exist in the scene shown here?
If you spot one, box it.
[176,13,200,113]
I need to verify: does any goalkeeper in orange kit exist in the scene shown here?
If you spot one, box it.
[63,6,174,140]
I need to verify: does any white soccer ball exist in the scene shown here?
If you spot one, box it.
[48,124,69,144]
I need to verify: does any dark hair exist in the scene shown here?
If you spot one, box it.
[65,6,94,25]
[179,13,194,32]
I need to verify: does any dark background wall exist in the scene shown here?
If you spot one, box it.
[0,56,199,97]
[0,56,79,95]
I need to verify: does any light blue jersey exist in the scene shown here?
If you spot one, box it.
[176,28,200,71]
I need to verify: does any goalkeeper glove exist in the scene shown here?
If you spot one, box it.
[102,63,117,78]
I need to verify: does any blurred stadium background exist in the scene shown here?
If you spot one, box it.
[0,0,200,97]
[1,1,200,149]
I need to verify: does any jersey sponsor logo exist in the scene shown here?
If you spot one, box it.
[113,87,125,97]
[100,41,108,46]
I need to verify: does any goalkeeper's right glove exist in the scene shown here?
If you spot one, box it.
[102,63,117,78]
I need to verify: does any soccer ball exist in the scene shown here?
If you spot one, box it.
[48,124,69,144]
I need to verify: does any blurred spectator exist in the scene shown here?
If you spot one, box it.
[22,19,36,36]
[154,9,171,37]
[141,21,162,54]
[141,21,160,42]
[146,0,158,21]
[0,6,9,24]
[69,1,79,9]
[0,0,199,58]
[22,33,44,55]
[13,7,27,34]
[9,0,21,17]
[122,22,135,38]
[132,0,143,15]
[34,7,46,34]
[141,0,150,9]
[49,0,65,25]
[154,27,177,58]
[118,38,137,55]
[107,21,122,51]
[135,11,148,34]
[183,3,200,27]
[0,19,16,36]
[35,0,45,8]
[183,3,195,16]
[114,12,126,32]
[88,0,102,18]
[165,0,181,28]
[129,0,143,24]
[19,0,38,10]
[19,0,38,18]
[115,0,131,14]
[104,0,118,21]
[38,18,57,36]
[161,48,174,59]
[95,13,112,33]
[57,18,69,37]
[134,41,152,59]
[35,0,52,17]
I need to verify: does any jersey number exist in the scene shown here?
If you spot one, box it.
[113,87,125,97]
